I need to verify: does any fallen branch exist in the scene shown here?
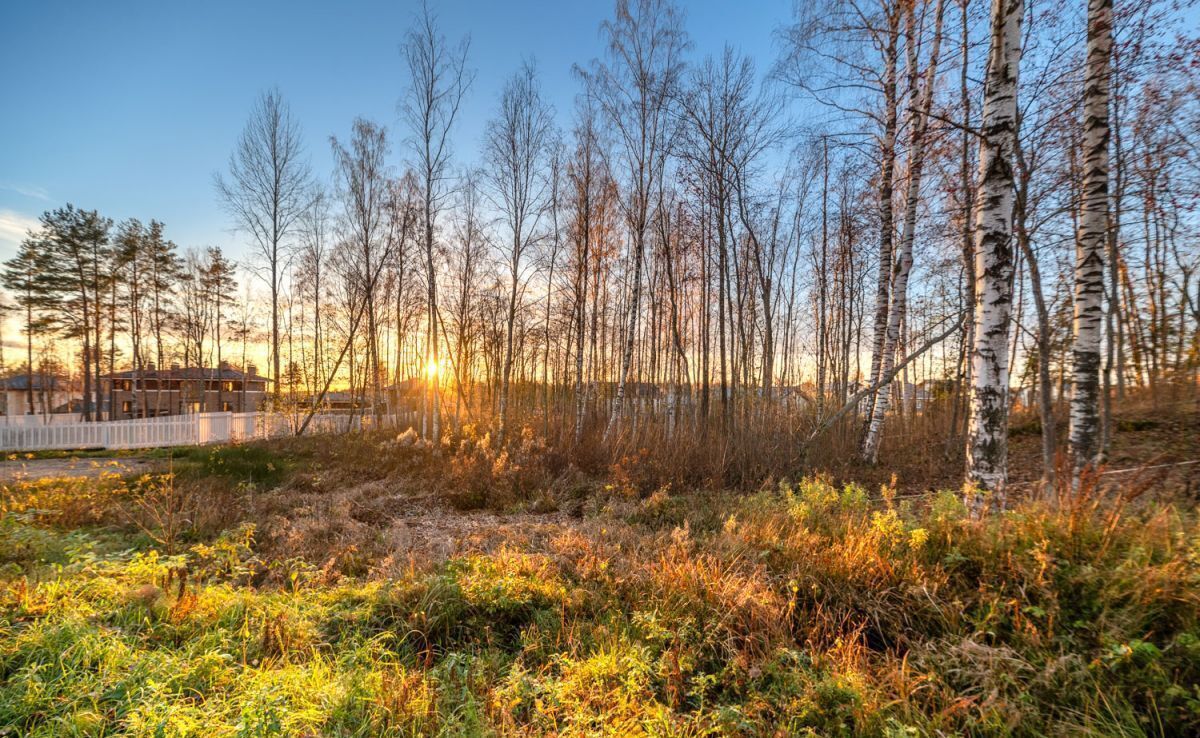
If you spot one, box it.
[805,311,967,446]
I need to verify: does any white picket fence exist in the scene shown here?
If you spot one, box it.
[0,414,94,427]
[0,411,415,452]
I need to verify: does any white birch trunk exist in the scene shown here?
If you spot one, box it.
[864,15,901,428]
[965,0,1023,509]
[1068,0,1112,476]
[862,0,946,463]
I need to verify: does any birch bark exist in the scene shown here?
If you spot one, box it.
[864,9,901,428]
[861,0,946,463]
[965,0,1023,507]
[1068,0,1112,476]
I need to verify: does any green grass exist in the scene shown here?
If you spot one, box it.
[163,444,295,488]
[13,442,298,489]
[1,471,1198,736]
[15,448,164,461]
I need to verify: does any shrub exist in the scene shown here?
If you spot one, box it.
[444,425,553,510]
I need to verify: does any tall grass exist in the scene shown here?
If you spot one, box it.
[2,468,1197,736]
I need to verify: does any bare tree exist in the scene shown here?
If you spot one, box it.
[331,119,392,420]
[297,189,330,404]
[447,170,487,429]
[779,0,908,434]
[580,0,689,441]
[484,61,555,438]
[680,48,748,428]
[400,0,473,442]
[215,88,311,405]
[566,102,606,443]
[861,0,948,462]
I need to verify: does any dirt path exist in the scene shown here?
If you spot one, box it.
[0,457,160,484]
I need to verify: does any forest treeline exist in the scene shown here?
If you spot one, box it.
[2,0,1197,500]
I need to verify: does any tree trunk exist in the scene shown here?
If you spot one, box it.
[604,224,645,441]
[1068,0,1112,478]
[1014,165,1056,487]
[864,13,901,427]
[862,0,946,463]
[965,0,1023,509]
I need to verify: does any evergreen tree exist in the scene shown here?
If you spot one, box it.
[2,237,53,414]
[36,205,115,420]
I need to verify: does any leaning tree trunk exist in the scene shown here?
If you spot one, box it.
[965,0,1023,510]
[1015,203,1056,488]
[1068,0,1112,479]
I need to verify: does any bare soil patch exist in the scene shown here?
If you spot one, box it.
[0,456,160,483]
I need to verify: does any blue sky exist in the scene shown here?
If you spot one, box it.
[0,0,792,266]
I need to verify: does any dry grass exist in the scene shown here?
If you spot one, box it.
[0,394,1197,735]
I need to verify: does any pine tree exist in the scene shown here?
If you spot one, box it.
[36,205,115,420]
[202,247,238,411]
[2,237,53,415]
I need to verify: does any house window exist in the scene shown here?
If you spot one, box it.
[222,402,234,412]
[121,401,133,414]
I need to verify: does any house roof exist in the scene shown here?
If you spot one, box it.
[104,366,270,382]
[312,391,362,403]
[0,374,72,391]
[384,378,426,395]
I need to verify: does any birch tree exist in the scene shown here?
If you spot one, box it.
[484,61,554,438]
[680,48,748,428]
[297,190,330,403]
[567,103,605,443]
[1068,0,1112,476]
[861,0,948,463]
[215,89,311,406]
[581,0,688,441]
[447,171,486,429]
[331,119,392,419]
[400,0,472,442]
[965,0,1024,506]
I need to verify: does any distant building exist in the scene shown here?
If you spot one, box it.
[384,379,425,413]
[303,390,364,411]
[0,374,80,417]
[300,382,418,413]
[102,362,269,419]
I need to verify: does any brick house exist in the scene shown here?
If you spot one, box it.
[102,363,270,419]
